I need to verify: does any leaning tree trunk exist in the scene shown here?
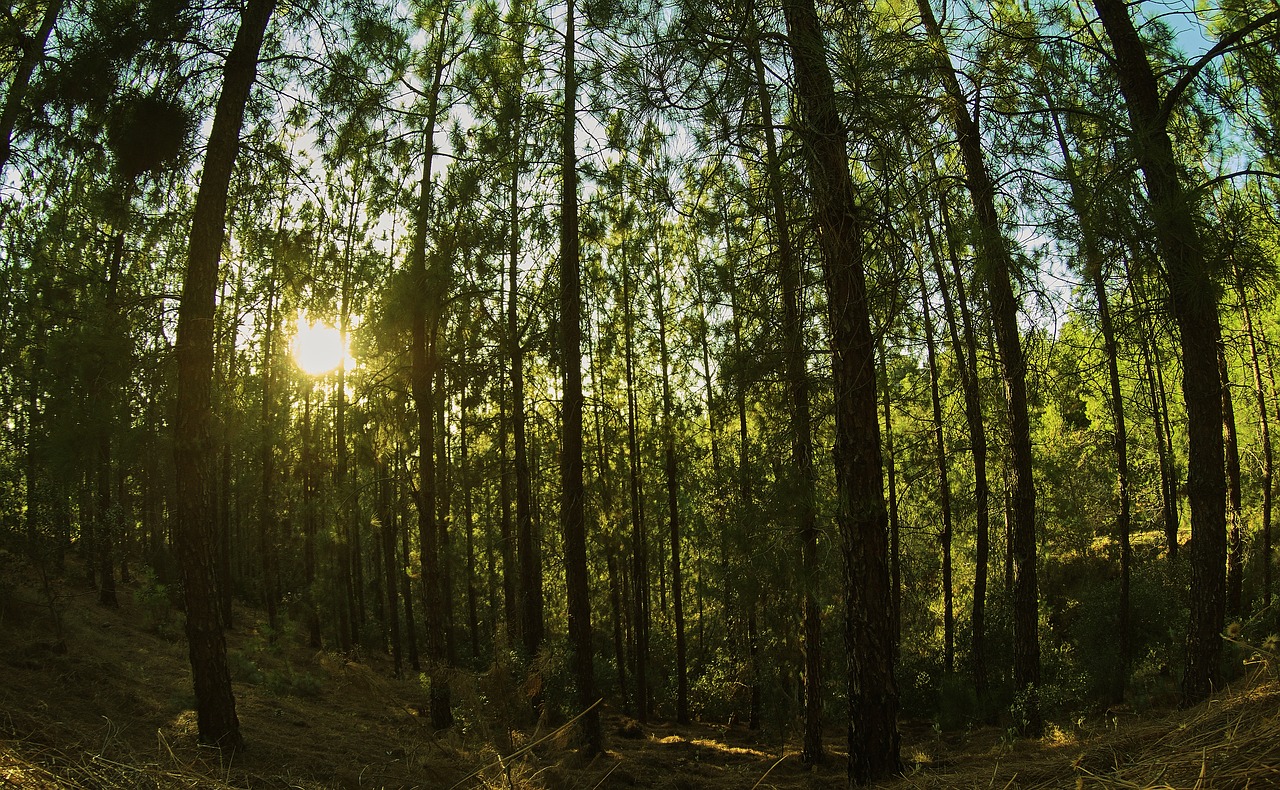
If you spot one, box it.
[1094,0,1228,704]
[172,0,276,751]
[917,0,1040,732]
[782,0,899,780]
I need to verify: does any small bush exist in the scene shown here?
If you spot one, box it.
[265,668,322,697]
[132,569,174,634]
[228,650,264,685]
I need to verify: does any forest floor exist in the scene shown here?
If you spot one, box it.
[3,561,1279,789]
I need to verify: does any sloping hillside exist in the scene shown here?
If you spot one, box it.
[2,561,1278,789]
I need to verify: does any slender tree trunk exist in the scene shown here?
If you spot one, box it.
[1096,265,1133,700]
[1045,105,1132,701]
[623,233,650,723]
[303,383,321,648]
[460,344,480,662]
[917,0,1040,731]
[560,0,601,752]
[399,451,421,672]
[172,0,275,751]
[439,390,457,667]
[748,25,822,760]
[879,340,901,658]
[655,250,688,725]
[783,0,899,779]
[1094,0,1228,704]
[928,197,990,703]
[381,463,402,677]
[1220,347,1244,618]
[727,246,759,732]
[1250,303,1277,608]
[1127,266,1180,558]
[917,259,955,674]
[498,371,517,644]
[509,124,542,666]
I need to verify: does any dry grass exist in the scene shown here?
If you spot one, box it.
[3,563,1279,788]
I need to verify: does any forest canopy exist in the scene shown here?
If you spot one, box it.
[3,0,1280,783]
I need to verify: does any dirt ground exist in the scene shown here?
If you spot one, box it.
[3,563,1278,789]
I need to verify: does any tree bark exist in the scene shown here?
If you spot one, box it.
[1220,347,1243,618]
[782,0,899,780]
[172,0,275,751]
[1094,0,1227,705]
[560,0,601,753]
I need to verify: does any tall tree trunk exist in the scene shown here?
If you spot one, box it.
[303,383,321,648]
[1045,105,1132,701]
[260,261,281,638]
[747,24,823,760]
[438,388,457,667]
[508,121,542,666]
[727,234,759,732]
[879,340,901,659]
[172,0,275,751]
[381,461,402,677]
[1242,284,1276,607]
[1126,266,1180,558]
[399,452,421,673]
[560,0,601,753]
[460,342,480,662]
[1220,347,1244,618]
[1094,0,1228,704]
[1095,264,1133,700]
[917,0,1040,731]
[655,248,688,725]
[97,224,127,609]
[623,232,650,723]
[928,196,990,703]
[917,258,954,674]
[409,10,452,730]
[782,0,899,779]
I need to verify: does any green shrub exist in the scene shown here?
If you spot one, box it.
[228,650,264,685]
[132,569,174,634]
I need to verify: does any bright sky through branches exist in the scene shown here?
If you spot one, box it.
[292,314,351,376]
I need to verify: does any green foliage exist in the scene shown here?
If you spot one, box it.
[131,568,175,636]
[228,650,265,685]
[264,667,323,697]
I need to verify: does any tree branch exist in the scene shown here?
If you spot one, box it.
[1159,8,1280,126]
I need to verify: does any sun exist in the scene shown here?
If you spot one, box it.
[291,315,351,376]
